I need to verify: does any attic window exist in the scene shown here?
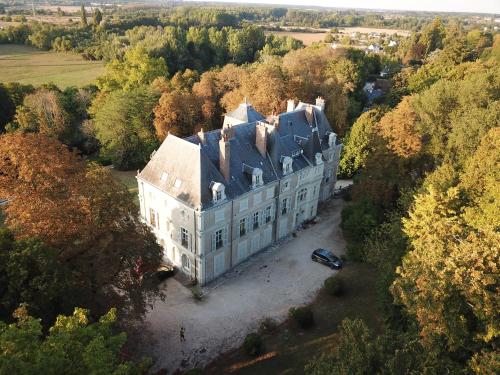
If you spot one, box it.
[160,172,169,182]
[252,168,263,188]
[174,179,182,188]
[211,181,226,204]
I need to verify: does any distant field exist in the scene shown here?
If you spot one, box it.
[265,31,327,45]
[0,44,104,88]
[266,26,409,45]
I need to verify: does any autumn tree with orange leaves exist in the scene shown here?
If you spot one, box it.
[0,133,163,324]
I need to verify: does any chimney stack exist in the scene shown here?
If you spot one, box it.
[315,97,325,111]
[287,99,295,112]
[255,122,268,157]
[219,128,231,182]
[305,105,314,126]
[197,128,205,144]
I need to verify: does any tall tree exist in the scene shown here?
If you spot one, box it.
[0,306,150,374]
[0,133,163,323]
[90,87,159,169]
[80,4,87,27]
[97,46,168,92]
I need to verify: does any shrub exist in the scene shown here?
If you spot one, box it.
[191,286,203,301]
[289,306,314,328]
[259,317,278,333]
[324,276,344,296]
[244,332,262,356]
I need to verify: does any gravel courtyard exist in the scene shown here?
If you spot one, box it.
[143,198,347,372]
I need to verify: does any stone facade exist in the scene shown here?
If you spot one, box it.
[137,99,342,285]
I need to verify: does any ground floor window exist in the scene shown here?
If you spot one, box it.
[182,253,190,271]
[215,229,224,249]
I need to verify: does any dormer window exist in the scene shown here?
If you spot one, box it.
[315,152,323,165]
[328,132,337,148]
[252,168,263,188]
[281,156,293,175]
[211,181,226,204]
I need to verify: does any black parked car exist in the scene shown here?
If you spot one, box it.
[156,264,175,280]
[311,248,343,269]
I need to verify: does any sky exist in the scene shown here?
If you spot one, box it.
[187,1,500,14]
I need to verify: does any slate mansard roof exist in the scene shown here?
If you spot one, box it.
[138,101,337,210]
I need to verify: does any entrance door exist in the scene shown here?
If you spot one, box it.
[214,252,225,277]
[237,240,248,262]
[263,227,272,247]
[279,217,288,239]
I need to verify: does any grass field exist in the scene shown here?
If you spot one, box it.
[204,263,382,374]
[109,168,140,206]
[0,44,104,88]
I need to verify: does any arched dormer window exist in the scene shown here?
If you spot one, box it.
[210,181,226,204]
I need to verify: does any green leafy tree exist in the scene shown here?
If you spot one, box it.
[305,319,377,375]
[0,229,70,324]
[97,46,168,92]
[93,8,102,26]
[0,306,150,374]
[339,107,385,177]
[90,86,159,169]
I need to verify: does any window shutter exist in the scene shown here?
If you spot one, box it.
[224,226,229,245]
[271,205,275,221]
[211,233,216,252]
[189,233,193,251]
[245,218,250,233]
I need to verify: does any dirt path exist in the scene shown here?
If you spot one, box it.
[143,198,346,372]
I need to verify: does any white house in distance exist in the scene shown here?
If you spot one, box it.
[137,98,342,285]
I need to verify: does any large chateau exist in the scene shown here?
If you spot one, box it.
[137,98,342,285]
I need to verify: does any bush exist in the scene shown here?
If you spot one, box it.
[289,306,314,329]
[259,317,278,333]
[244,332,262,356]
[324,276,344,296]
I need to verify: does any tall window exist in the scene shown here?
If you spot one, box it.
[216,190,222,200]
[215,229,224,249]
[149,208,157,228]
[265,205,272,223]
[181,227,189,248]
[298,188,307,202]
[253,211,260,230]
[239,217,247,237]
[281,198,288,215]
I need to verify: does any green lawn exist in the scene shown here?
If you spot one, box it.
[0,44,104,88]
[204,263,382,375]
[109,169,139,206]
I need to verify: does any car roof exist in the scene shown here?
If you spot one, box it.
[314,248,332,256]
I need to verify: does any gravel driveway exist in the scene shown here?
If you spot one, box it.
[143,198,346,372]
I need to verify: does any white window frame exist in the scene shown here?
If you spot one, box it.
[239,217,247,237]
[252,211,260,230]
[181,227,189,249]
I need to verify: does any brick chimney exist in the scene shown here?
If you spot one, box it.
[219,129,231,182]
[315,97,325,111]
[287,99,295,112]
[255,122,268,157]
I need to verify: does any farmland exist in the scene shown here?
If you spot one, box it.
[0,44,104,87]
